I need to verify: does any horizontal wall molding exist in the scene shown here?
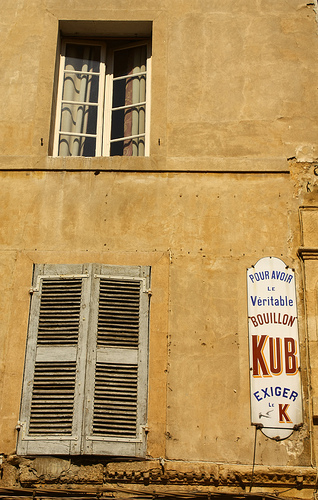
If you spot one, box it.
[0,156,291,174]
[298,248,318,260]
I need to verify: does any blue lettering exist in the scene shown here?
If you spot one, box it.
[254,387,298,402]
[251,296,257,306]
[289,391,298,401]
[255,386,297,402]
[254,391,262,401]
[261,387,270,398]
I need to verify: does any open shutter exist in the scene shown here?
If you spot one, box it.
[83,265,150,456]
[17,264,91,455]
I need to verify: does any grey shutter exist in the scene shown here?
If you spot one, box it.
[83,265,150,456]
[17,264,92,455]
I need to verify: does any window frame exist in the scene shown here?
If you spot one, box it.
[17,263,151,457]
[52,38,151,158]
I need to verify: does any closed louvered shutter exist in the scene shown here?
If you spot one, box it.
[83,265,150,457]
[17,264,91,455]
[18,264,150,457]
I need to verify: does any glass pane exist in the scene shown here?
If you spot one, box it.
[58,134,96,157]
[65,44,101,73]
[112,74,146,109]
[110,137,145,157]
[110,45,147,157]
[111,105,145,141]
[113,45,147,79]
[60,103,97,135]
[62,73,99,103]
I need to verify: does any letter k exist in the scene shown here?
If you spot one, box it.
[279,404,292,423]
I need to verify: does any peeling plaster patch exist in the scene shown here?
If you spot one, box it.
[9,71,19,84]
[295,144,317,162]
[283,435,304,459]
[32,457,71,478]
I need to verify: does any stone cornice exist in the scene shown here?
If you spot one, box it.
[105,461,317,489]
[12,458,317,491]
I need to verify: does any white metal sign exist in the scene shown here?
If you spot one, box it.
[247,257,302,440]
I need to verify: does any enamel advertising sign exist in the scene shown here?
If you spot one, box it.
[247,257,302,440]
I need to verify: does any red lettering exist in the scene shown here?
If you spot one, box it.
[269,337,282,375]
[288,316,296,327]
[284,338,298,374]
[279,404,292,423]
[250,316,258,327]
[252,335,270,377]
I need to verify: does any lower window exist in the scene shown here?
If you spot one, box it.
[17,264,150,456]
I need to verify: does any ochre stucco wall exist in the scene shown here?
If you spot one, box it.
[1,0,318,497]
[0,170,307,464]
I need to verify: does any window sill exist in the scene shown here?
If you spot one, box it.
[0,155,159,172]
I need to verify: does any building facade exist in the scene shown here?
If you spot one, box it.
[1,1,318,499]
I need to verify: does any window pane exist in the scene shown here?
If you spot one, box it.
[60,103,98,135]
[58,134,96,157]
[110,137,145,157]
[111,105,145,140]
[65,44,101,73]
[56,43,102,157]
[113,45,146,79]
[112,75,146,109]
[62,73,99,104]
[110,45,147,157]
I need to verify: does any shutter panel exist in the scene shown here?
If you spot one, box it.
[28,360,77,435]
[97,278,140,348]
[93,362,138,437]
[17,264,91,455]
[83,265,150,456]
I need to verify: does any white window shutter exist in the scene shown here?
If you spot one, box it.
[83,265,150,457]
[17,264,92,455]
[18,264,150,457]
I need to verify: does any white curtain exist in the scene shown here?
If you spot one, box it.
[112,45,147,156]
[59,44,99,156]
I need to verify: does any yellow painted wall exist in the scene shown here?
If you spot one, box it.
[1,0,318,489]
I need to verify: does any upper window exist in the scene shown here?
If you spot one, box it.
[17,264,151,456]
[53,39,151,157]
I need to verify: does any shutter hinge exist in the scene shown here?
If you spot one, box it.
[16,421,26,437]
[141,425,149,434]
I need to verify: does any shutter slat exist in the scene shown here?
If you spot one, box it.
[93,362,138,437]
[37,279,82,345]
[97,278,140,348]
[29,361,76,435]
